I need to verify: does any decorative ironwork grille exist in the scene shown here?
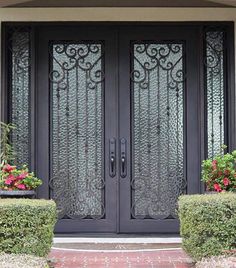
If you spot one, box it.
[131,43,186,219]
[8,28,31,167]
[49,43,105,219]
[205,31,225,158]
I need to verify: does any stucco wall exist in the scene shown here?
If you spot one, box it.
[0,7,236,120]
[0,7,235,21]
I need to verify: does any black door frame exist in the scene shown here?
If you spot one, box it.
[1,22,235,234]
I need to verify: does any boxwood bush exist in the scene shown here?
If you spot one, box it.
[178,193,236,261]
[0,199,57,257]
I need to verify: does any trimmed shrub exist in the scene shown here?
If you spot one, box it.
[0,199,57,257]
[178,193,236,261]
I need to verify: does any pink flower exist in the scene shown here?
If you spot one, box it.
[17,184,26,190]
[7,174,15,180]
[223,178,230,186]
[212,160,217,170]
[2,164,15,173]
[214,183,222,192]
[4,178,13,185]
[17,172,28,180]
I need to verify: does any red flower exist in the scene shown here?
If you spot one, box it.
[17,172,28,180]
[218,171,223,176]
[7,174,15,180]
[214,183,222,192]
[2,164,15,173]
[16,184,26,190]
[5,178,13,185]
[223,178,230,186]
[224,169,230,176]
[212,160,217,170]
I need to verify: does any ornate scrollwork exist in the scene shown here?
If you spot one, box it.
[205,30,225,159]
[8,27,31,167]
[131,42,186,219]
[49,43,104,91]
[50,42,104,219]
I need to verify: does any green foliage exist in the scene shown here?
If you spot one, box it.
[178,193,236,261]
[0,199,57,257]
[0,122,42,190]
[0,122,16,165]
[202,147,236,192]
[0,164,42,190]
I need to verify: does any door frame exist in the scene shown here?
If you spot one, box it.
[1,22,235,234]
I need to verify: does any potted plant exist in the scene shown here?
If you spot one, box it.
[0,122,42,198]
[201,145,236,193]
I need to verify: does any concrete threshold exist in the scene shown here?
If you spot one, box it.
[53,237,182,244]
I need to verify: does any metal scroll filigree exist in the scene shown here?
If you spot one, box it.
[49,43,105,219]
[131,43,186,219]
[205,31,225,158]
[8,28,31,167]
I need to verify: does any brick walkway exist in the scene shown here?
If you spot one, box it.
[49,248,194,268]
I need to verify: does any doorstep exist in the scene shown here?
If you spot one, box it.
[53,237,182,244]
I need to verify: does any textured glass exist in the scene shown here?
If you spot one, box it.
[10,30,30,167]
[206,32,225,158]
[131,43,185,219]
[50,43,104,219]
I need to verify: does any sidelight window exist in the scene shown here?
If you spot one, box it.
[204,29,226,158]
[6,27,31,167]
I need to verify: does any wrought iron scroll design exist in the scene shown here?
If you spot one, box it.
[8,27,31,167]
[49,43,105,219]
[205,31,225,158]
[131,43,186,219]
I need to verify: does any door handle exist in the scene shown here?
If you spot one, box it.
[109,138,116,177]
[120,138,127,178]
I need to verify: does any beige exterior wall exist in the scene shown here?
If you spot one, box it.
[0,7,235,119]
[0,7,235,21]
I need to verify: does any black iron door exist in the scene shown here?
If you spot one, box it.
[118,26,201,233]
[36,26,118,233]
[36,25,201,233]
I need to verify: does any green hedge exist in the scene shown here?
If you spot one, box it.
[178,193,236,261]
[0,199,57,257]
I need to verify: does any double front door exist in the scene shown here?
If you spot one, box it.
[36,25,201,233]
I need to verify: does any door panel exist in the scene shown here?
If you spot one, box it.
[36,25,201,233]
[36,27,118,233]
[119,27,201,233]
[132,42,184,219]
[50,42,104,219]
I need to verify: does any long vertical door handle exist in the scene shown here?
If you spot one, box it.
[109,138,116,177]
[120,138,127,178]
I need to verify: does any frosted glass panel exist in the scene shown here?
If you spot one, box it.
[206,31,225,158]
[131,43,185,219]
[50,43,104,219]
[10,30,31,167]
